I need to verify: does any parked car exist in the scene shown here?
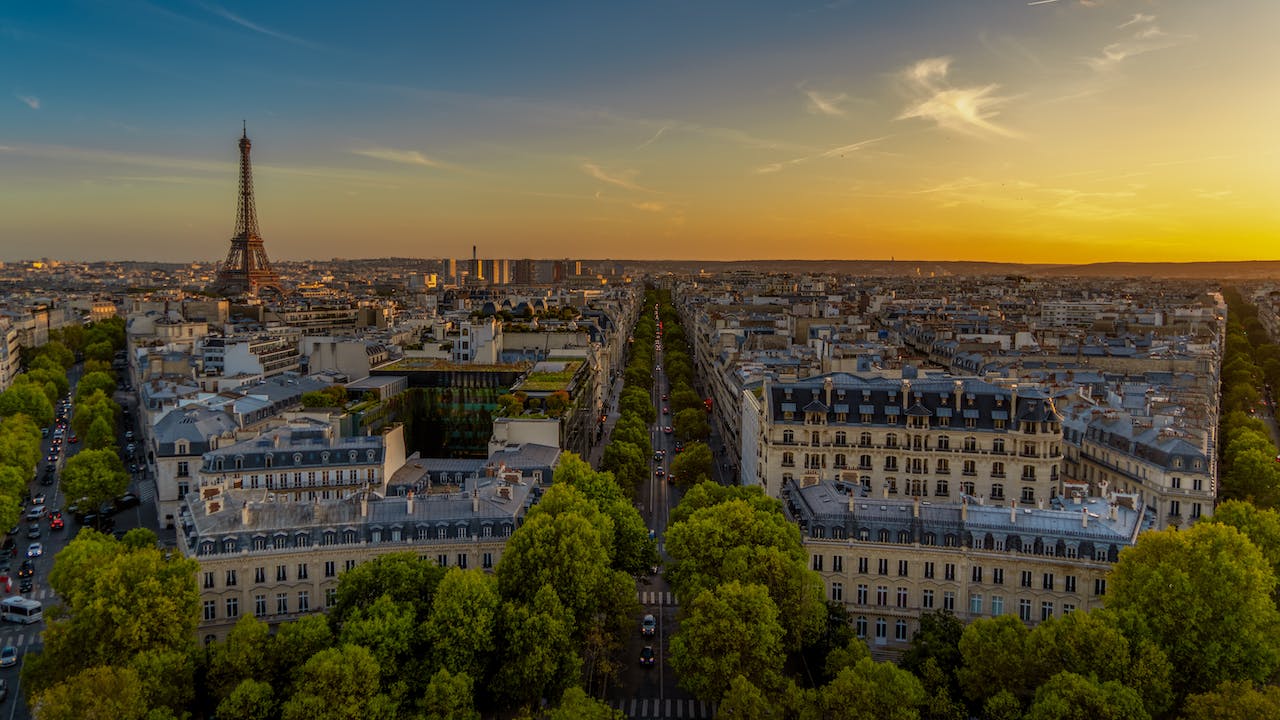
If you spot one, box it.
[114,494,140,511]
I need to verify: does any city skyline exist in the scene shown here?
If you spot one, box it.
[2,0,1277,264]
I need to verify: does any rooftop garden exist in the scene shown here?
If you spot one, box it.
[516,360,583,392]
[378,357,531,372]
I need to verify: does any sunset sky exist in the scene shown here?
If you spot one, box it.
[2,0,1278,263]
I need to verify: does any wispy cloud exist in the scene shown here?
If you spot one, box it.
[897,57,1018,138]
[581,162,657,193]
[631,201,666,213]
[1026,0,1060,6]
[802,87,847,116]
[351,147,459,171]
[1086,14,1191,72]
[754,136,888,175]
[15,94,39,110]
[636,124,671,151]
[195,1,317,48]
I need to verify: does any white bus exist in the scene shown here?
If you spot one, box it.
[0,597,42,624]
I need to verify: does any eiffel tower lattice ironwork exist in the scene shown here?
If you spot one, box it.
[211,125,283,296]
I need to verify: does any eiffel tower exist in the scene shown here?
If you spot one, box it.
[210,125,283,297]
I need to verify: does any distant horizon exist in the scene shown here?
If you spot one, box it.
[3,1,1277,263]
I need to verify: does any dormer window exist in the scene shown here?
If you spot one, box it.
[321,451,330,463]
[293,453,303,465]
[215,458,224,471]
[234,456,244,470]
[176,440,189,455]
[265,455,273,468]
[349,450,358,462]
[366,449,376,461]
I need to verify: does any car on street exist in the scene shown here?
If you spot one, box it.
[25,525,39,540]
[125,430,134,440]
[641,614,656,636]
[19,578,32,593]
[654,468,665,478]
[17,560,33,578]
[31,494,44,506]
[69,434,78,444]
[115,493,140,510]
[25,506,44,522]
[674,440,684,452]
[663,426,673,434]
[662,406,669,415]
[640,646,656,667]
[661,393,668,401]
[49,515,64,531]
[26,543,42,559]
[0,646,15,668]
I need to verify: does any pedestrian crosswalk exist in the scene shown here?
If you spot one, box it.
[638,591,678,607]
[608,698,716,719]
[136,480,155,503]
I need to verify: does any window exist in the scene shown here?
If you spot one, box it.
[832,583,844,602]
[346,559,357,571]
[962,460,976,476]
[298,592,310,613]
[833,555,844,573]
[225,570,237,587]
[992,568,1004,585]
[1041,601,1054,621]
[1191,503,1202,519]
[177,461,189,477]
[936,459,950,475]
[325,588,337,608]
[945,563,956,581]
[483,552,494,569]
[437,554,448,567]
[856,617,868,638]
[782,452,795,467]
[203,572,214,589]
[943,591,955,611]
[971,566,983,582]
[991,596,1004,616]
[813,555,824,571]
[276,593,288,615]
[922,589,935,609]
[298,564,309,580]
[969,594,983,615]
[898,560,909,577]
[897,587,908,608]
[875,618,887,640]
[924,562,935,579]
[1018,599,1032,621]
[178,481,189,497]
[878,559,888,575]
[876,586,888,606]
[324,561,336,578]
[895,620,909,641]
[991,483,1004,500]
[835,431,847,445]
[254,595,267,618]
[858,557,869,574]
[203,601,216,621]
[993,438,1005,453]
[860,432,872,447]
[226,597,239,619]
[1170,500,1181,517]
[857,584,868,605]
[963,437,977,452]
[457,553,468,569]
[276,565,287,582]
[1094,578,1107,596]
[1020,571,1032,588]
[992,462,1005,478]
[859,455,872,470]
[1063,603,1076,614]
[1042,573,1054,591]
[783,430,794,444]
[254,567,265,584]
[935,479,949,497]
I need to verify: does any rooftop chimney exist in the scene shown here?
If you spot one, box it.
[406,489,415,515]
[472,488,480,512]
[1109,503,1118,521]
[913,497,920,518]
[960,498,967,523]
[241,501,252,526]
[1081,506,1089,528]
[360,492,368,518]
[1010,500,1017,524]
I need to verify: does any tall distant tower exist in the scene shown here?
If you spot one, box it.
[211,125,283,297]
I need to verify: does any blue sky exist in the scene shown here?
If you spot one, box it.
[2,1,1277,263]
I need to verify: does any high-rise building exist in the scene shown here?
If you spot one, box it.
[211,127,282,297]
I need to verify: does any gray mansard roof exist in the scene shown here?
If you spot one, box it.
[182,480,537,557]
[786,480,1142,561]
[154,406,239,457]
[768,373,1060,429]
[200,419,384,472]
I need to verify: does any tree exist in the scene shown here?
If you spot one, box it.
[671,442,713,487]
[0,466,26,532]
[1207,500,1280,604]
[901,610,965,688]
[60,448,129,515]
[419,668,480,720]
[30,665,149,720]
[330,552,444,625]
[85,414,116,450]
[218,679,277,720]
[670,581,785,701]
[1024,671,1149,720]
[206,615,272,702]
[673,408,710,442]
[1180,680,1280,720]
[719,675,778,719]
[0,382,54,427]
[83,339,115,363]
[547,686,625,720]
[336,595,419,691]
[492,585,581,709]
[424,569,500,680]
[820,658,928,720]
[281,645,397,720]
[28,531,198,694]
[129,648,195,717]
[823,636,871,680]
[670,388,705,416]
[1105,523,1280,695]
[270,614,333,687]
[76,370,117,403]
[956,616,1033,707]
[35,339,75,369]
[601,440,646,495]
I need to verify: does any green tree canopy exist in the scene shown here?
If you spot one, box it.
[330,551,445,625]
[280,644,397,720]
[76,370,118,403]
[673,408,710,442]
[30,665,149,720]
[956,615,1034,707]
[1106,523,1280,696]
[0,381,54,428]
[1180,680,1280,720]
[419,668,480,720]
[423,568,500,680]
[60,448,129,515]
[670,581,786,701]
[670,442,713,487]
[820,657,928,720]
[1023,671,1149,720]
